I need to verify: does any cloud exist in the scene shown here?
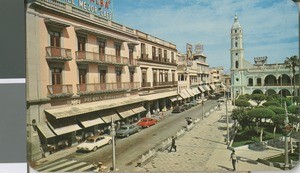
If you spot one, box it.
[113,0,298,72]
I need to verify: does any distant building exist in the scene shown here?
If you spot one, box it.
[230,15,299,98]
[209,66,225,94]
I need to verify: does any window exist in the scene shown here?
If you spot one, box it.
[235,61,239,68]
[79,69,86,84]
[164,50,167,59]
[100,70,106,83]
[164,72,168,82]
[49,30,60,47]
[77,36,86,51]
[235,42,238,47]
[158,48,162,60]
[172,71,175,82]
[115,44,121,57]
[236,53,238,56]
[171,52,174,62]
[141,43,146,55]
[130,71,134,83]
[248,78,253,86]
[99,40,105,54]
[257,78,262,86]
[142,71,147,83]
[51,68,62,85]
[152,46,156,59]
[235,30,237,33]
[129,47,134,62]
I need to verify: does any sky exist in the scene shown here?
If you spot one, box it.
[111,0,298,73]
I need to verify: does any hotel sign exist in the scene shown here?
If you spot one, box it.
[59,0,113,20]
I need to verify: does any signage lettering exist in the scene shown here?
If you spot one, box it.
[69,93,127,105]
[58,0,113,20]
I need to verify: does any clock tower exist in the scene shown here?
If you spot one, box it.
[230,15,244,70]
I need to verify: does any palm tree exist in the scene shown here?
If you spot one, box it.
[284,55,299,100]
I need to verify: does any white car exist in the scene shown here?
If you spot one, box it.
[77,135,112,152]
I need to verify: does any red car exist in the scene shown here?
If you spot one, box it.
[137,117,157,128]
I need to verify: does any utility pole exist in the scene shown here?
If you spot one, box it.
[226,97,229,145]
[284,102,290,170]
[111,117,116,171]
[202,101,204,120]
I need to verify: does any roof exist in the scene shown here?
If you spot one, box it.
[232,15,242,29]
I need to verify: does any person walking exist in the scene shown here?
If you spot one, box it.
[169,136,177,152]
[230,150,238,171]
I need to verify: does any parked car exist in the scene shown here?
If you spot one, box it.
[172,105,185,113]
[77,135,112,152]
[183,103,192,110]
[137,117,158,128]
[217,97,226,102]
[196,99,202,104]
[116,124,140,138]
[189,100,198,106]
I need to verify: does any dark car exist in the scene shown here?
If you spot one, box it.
[172,105,185,113]
[116,124,140,138]
[189,100,198,106]
[183,103,192,110]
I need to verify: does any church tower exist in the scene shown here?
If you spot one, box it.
[230,15,244,70]
[230,15,244,98]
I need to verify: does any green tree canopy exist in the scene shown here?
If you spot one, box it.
[287,105,299,114]
[231,108,253,129]
[263,101,281,107]
[271,114,285,127]
[248,108,275,122]
[268,106,285,115]
[238,94,251,101]
[235,99,251,107]
[251,94,266,106]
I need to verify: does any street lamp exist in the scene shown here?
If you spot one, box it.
[110,117,116,171]
[226,96,229,145]
[284,102,290,170]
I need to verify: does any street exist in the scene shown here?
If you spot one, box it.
[49,100,219,171]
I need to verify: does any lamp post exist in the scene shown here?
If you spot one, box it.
[226,96,229,145]
[202,101,204,120]
[110,117,116,171]
[284,102,290,170]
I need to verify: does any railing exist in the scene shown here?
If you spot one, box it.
[139,55,177,65]
[128,58,138,66]
[76,82,140,94]
[47,84,73,96]
[75,51,128,65]
[46,46,72,60]
[141,82,151,88]
[153,81,176,87]
[42,0,66,9]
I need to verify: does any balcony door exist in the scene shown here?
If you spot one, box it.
[115,44,121,63]
[77,36,86,59]
[51,68,62,94]
[49,30,61,57]
[99,40,105,61]
[129,47,134,65]
[79,69,87,91]
[116,70,122,89]
[100,69,107,90]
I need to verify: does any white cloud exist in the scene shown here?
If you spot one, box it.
[114,0,298,72]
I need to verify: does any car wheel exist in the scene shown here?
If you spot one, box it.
[92,147,97,152]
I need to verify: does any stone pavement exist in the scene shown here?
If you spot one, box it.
[134,103,284,172]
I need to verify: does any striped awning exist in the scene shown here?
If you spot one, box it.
[169,96,182,102]
[198,86,205,92]
[179,90,189,99]
[116,106,136,119]
[192,88,200,95]
[203,85,211,91]
[100,110,121,123]
[186,88,195,97]
[78,115,105,128]
[210,84,216,90]
[48,122,81,136]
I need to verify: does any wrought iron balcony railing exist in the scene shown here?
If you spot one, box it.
[46,46,72,61]
[47,84,73,97]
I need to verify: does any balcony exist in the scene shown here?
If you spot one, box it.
[128,58,138,67]
[75,51,128,66]
[153,81,178,87]
[47,84,73,98]
[76,82,140,95]
[45,47,72,62]
[139,54,177,66]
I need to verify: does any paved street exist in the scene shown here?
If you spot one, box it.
[134,102,283,172]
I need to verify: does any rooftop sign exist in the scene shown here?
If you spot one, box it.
[59,0,113,20]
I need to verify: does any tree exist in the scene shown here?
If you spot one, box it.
[250,94,266,106]
[248,108,275,142]
[235,99,251,107]
[285,55,299,98]
[231,108,253,130]
[268,107,285,139]
[262,101,281,107]
[238,94,251,101]
[288,105,299,114]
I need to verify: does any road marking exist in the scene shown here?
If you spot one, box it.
[36,159,68,171]
[40,160,77,172]
[58,161,87,172]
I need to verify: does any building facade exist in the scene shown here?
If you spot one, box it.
[26,0,180,161]
[230,15,299,98]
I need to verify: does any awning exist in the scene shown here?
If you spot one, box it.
[100,110,121,123]
[179,90,189,99]
[169,96,182,102]
[198,86,205,92]
[36,123,56,138]
[203,85,211,91]
[192,88,200,95]
[45,96,146,119]
[48,123,81,136]
[140,91,178,101]
[210,84,216,90]
[116,106,136,119]
[131,105,146,114]
[75,26,130,43]
[221,83,227,89]
[184,89,193,97]
[186,88,195,97]
[78,115,105,128]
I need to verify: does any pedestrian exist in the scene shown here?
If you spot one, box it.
[230,150,238,171]
[169,136,177,152]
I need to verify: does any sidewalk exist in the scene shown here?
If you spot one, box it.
[135,103,283,172]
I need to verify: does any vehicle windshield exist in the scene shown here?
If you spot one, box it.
[141,119,148,122]
[86,139,95,143]
[120,126,128,130]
